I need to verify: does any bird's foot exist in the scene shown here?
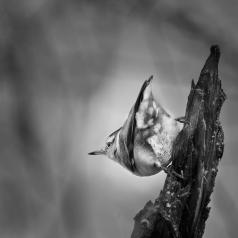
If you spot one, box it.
[175,116,190,126]
[161,164,184,180]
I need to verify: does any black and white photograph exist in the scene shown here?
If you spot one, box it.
[0,1,237,238]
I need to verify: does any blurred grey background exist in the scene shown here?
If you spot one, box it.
[0,0,237,238]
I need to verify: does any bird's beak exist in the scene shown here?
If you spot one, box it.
[88,149,105,155]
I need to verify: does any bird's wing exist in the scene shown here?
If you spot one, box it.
[120,76,172,172]
[126,76,154,161]
[134,77,171,130]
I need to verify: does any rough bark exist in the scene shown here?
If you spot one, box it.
[131,45,226,238]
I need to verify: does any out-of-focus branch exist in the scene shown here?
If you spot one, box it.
[131,45,226,238]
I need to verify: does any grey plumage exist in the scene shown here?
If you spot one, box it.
[89,76,183,176]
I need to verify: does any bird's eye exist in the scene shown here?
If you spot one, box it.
[106,135,115,147]
[106,141,112,147]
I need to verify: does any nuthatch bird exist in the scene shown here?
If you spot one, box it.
[89,76,184,177]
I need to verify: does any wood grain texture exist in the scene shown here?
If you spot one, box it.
[131,45,226,238]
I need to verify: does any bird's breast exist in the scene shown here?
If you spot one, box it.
[133,143,162,176]
[133,118,181,176]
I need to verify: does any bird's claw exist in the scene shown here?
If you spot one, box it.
[175,116,190,126]
[161,165,184,180]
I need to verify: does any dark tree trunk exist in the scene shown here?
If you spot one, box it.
[131,45,226,238]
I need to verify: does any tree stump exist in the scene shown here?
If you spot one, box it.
[131,45,226,238]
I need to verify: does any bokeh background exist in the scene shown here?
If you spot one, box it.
[0,0,237,238]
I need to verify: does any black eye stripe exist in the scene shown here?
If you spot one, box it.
[106,135,115,147]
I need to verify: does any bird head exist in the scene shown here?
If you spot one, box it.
[88,128,121,160]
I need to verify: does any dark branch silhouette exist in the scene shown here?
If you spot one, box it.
[131,45,226,238]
